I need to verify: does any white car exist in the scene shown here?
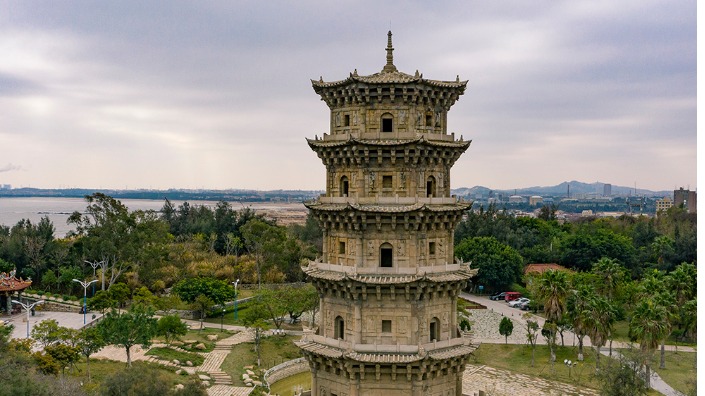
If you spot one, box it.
[508,297,530,308]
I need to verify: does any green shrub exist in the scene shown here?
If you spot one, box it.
[460,318,471,331]
[62,295,70,301]
[36,291,45,296]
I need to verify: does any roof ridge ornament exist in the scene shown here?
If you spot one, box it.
[382,30,397,73]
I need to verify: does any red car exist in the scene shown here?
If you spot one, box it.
[504,292,522,302]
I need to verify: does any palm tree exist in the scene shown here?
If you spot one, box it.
[584,295,616,369]
[535,269,569,362]
[566,283,595,361]
[591,257,625,299]
[652,291,677,369]
[630,299,670,388]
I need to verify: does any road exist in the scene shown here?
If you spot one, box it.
[461,292,690,396]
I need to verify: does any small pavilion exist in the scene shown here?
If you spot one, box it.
[0,269,32,314]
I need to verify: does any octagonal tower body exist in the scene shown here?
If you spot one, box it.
[297,32,477,396]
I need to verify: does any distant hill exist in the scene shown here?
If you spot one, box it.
[452,181,671,198]
[0,181,673,202]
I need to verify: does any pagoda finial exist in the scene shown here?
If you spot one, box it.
[382,30,397,73]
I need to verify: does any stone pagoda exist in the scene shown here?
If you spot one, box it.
[296,32,477,396]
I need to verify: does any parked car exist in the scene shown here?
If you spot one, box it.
[508,297,530,308]
[489,292,506,301]
[518,300,532,310]
[504,292,522,302]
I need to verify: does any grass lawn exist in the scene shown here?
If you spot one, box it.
[610,320,696,347]
[269,371,312,396]
[471,343,604,391]
[69,359,197,394]
[221,334,302,387]
[146,346,205,366]
[650,351,697,395]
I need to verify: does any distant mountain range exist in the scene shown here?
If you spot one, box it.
[452,181,672,198]
[0,181,673,201]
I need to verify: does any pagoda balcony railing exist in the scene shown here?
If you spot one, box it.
[318,130,460,142]
[314,196,465,205]
[306,261,468,275]
[300,333,470,354]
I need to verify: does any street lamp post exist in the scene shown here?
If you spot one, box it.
[232,279,240,320]
[73,278,98,325]
[11,299,44,338]
[85,261,104,297]
[564,359,576,379]
[221,308,225,332]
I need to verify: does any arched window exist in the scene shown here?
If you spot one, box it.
[381,113,393,133]
[380,242,393,267]
[340,176,349,197]
[430,317,440,342]
[334,316,345,340]
[426,176,436,198]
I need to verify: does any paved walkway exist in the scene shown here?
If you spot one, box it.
[461,293,694,396]
[463,364,600,396]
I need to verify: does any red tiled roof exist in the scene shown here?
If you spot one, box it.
[524,263,572,275]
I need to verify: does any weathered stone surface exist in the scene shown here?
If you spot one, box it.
[198,374,211,380]
[194,343,207,350]
[299,31,474,396]
[185,360,193,367]
[207,334,218,341]
[172,359,180,365]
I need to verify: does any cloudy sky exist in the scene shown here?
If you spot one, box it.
[0,1,696,192]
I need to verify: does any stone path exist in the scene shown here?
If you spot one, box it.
[463,364,600,396]
[461,293,694,396]
[91,326,255,396]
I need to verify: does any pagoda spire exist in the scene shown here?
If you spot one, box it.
[382,30,397,73]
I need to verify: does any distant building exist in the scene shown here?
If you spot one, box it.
[674,187,696,213]
[0,184,10,190]
[529,195,543,206]
[509,195,525,204]
[603,183,612,196]
[655,197,673,213]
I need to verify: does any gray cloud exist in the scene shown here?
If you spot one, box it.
[0,0,695,191]
[0,163,21,173]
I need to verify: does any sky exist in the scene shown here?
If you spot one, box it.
[0,1,697,192]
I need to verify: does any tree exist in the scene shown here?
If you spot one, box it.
[100,363,172,396]
[523,313,540,367]
[97,305,157,367]
[591,257,625,299]
[31,319,65,348]
[454,236,524,291]
[172,277,232,305]
[629,299,670,387]
[68,193,170,291]
[566,283,595,361]
[559,228,635,272]
[584,295,616,369]
[241,296,272,367]
[191,295,214,330]
[75,326,105,382]
[108,282,131,308]
[596,348,648,396]
[499,317,513,344]
[157,314,189,345]
[88,290,117,313]
[241,219,289,287]
[534,269,569,362]
[44,343,81,377]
